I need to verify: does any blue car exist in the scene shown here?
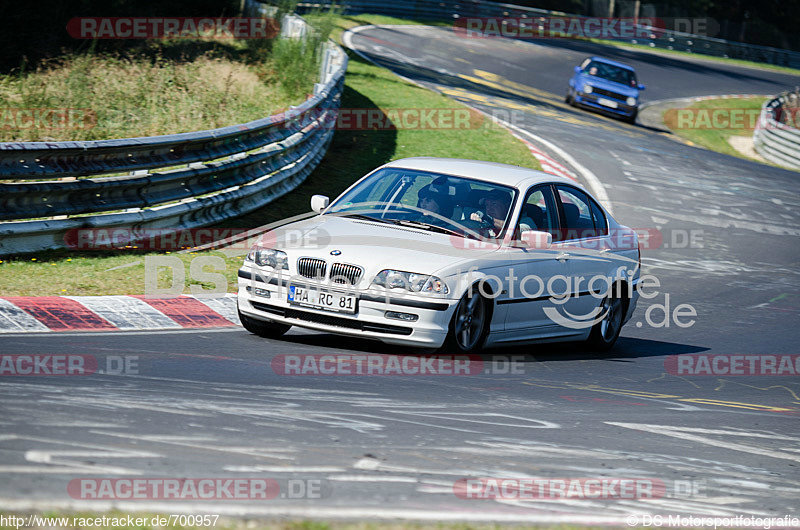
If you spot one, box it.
[566,56,645,124]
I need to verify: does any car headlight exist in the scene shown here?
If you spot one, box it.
[626,96,637,106]
[371,270,449,294]
[583,84,593,94]
[245,247,289,269]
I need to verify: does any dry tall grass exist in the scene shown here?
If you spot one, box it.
[0,51,305,141]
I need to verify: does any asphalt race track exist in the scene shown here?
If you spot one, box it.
[2,25,800,523]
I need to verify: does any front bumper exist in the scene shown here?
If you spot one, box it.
[575,93,637,117]
[237,267,454,347]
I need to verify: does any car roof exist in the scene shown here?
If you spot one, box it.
[381,157,585,191]
[589,56,635,71]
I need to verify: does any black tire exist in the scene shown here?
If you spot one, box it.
[442,288,490,354]
[625,110,638,124]
[565,91,576,106]
[586,293,626,351]
[238,309,291,339]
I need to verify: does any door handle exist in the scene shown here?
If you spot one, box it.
[556,252,570,262]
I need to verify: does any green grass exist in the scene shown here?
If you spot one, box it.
[0,250,243,297]
[0,13,543,296]
[661,96,768,160]
[588,38,800,75]
[0,49,306,142]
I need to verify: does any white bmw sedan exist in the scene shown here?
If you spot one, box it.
[237,158,641,352]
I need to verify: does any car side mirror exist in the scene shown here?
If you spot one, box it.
[638,84,646,90]
[310,194,329,213]
[574,66,581,73]
[520,230,552,249]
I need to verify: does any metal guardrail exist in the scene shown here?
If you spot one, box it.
[300,0,800,69]
[0,10,348,256]
[754,90,800,170]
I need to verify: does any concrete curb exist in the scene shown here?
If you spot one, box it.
[519,139,578,181]
[0,294,240,334]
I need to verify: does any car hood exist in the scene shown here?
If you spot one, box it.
[579,74,639,97]
[255,214,503,282]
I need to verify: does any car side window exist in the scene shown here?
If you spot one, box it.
[556,186,598,240]
[589,197,608,236]
[514,185,558,240]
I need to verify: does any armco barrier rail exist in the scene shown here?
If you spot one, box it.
[0,10,347,256]
[300,0,800,69]
[754,90,800,170]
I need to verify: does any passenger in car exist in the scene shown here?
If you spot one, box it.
[416,183,454,220]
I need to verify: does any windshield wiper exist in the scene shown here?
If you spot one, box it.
[391,219,465,237]
[343,216,480,240]
[340,213,392,224]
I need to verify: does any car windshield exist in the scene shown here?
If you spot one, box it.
[326,168,516,239]
[584,60,637,87]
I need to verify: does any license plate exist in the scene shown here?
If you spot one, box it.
[288,286,357,314]
[597,97,618,109]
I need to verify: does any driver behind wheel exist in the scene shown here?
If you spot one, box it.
[470,189,512,236]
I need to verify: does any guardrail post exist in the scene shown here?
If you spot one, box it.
[281,14,308,39]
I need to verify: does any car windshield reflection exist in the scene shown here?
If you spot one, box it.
[585,61,637,87]
[326,168,516,239]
